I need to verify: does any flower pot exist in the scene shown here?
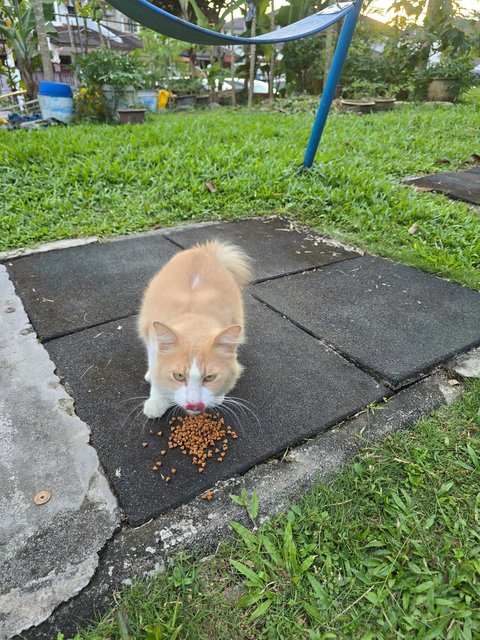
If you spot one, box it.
[427,79,456,102]
[339,99,375,114]
[117,108,146,124]
[101,85,138,120]
[174,94,196,109]
[372,97,396,111]
[195,95,211,108]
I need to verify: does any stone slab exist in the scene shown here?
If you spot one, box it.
[5,235,179,341]
[165,217,360,281]
[45,295,388,526]
[253,256,480,389]
[0,266,119,640]
[403,167,480,205]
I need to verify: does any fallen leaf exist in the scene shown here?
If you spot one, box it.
[434,158,450,165]
[205,181,217,193]
[408,223,419,234]
[413,186,434,192]
[448,379,461,386]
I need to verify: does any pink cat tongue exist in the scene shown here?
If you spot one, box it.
[186,402,205,412]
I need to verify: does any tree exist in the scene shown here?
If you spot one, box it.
[31,0,54,80]
[0,0,55,97]
[389,0,469,58]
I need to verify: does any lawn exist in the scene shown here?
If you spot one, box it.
[1,103,479,289]
[4,104,479,639]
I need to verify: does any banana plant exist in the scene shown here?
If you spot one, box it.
[0,0,55,98]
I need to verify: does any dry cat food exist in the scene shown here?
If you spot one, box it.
[148,412,238,482]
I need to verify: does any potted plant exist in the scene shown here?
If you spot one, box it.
[117,103,147,124]
[341,80,396,113]
[72,50,144,121]
[416,54,475,102]
[168,77,204,109]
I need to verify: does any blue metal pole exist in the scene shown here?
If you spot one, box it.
[303,0,363,168]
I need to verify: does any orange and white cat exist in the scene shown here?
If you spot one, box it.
[138,241,253,419]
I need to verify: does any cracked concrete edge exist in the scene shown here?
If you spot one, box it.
[449,346,480,379]
[18,369,462,640]
[0,215,363,263]
[0,237,100,262]
[0,265,120,640]
[0,219,229,262]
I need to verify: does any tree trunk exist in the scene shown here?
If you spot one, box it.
[73,5,85,56]
[83,17,89,53]
[268,0,275,104]
[323,0,336,90]
[248,15,256,108]
[230,45,236,107]
[97,21,105,47]
[230,8,236,107]
[31,0,54,82]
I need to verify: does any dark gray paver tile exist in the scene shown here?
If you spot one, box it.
[253,256,480,389]
[45,295,387,525]
[403,167,480,205]
[166,217,360,281]
[5,236,179,340]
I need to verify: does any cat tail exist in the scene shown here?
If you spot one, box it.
[199,240,253,289]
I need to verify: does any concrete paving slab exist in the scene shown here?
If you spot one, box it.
[165,217,360,281]
[0,266,119,640]
[253,256,480,389]
[403,166,480,205]
[45,295,388,526]
[4,235,179,341]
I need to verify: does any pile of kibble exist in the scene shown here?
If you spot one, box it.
[145,412,238,483]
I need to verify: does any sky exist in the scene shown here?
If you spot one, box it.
[364,0,479,23]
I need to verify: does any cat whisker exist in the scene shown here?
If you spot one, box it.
[122,400,147,428]
[222,397,261,432]
[118,395,149,405]
[213,399,252,433]
[224,395,257,410]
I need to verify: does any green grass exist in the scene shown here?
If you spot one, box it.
[2,104,479,289]
[62,380,480,640]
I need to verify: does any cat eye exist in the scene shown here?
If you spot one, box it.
[203,374,217,383]
[173,372,185,382]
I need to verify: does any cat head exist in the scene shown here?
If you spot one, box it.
[151,321,244,414]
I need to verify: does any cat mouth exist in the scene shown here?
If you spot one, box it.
[185,402,206,415]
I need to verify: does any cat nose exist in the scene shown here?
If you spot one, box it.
[186,402,205,413]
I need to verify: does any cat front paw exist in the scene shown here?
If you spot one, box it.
[144,369,151,383]
[143,397,168,419]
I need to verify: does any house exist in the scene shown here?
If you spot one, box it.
[46,1,142,86]
[0,0,141,98]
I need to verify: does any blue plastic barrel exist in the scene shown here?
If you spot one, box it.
[39,81,74,123]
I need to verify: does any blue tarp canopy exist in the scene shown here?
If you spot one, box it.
[106,0,355,45]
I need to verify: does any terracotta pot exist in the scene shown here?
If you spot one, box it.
[373,97,396,111]
[339,99,375,114]
[195,95,211,108]
[117,108,146,124]
[175,94,196,108]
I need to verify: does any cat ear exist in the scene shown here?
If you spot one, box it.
[152,321,178,353]
[213,325,242,355]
